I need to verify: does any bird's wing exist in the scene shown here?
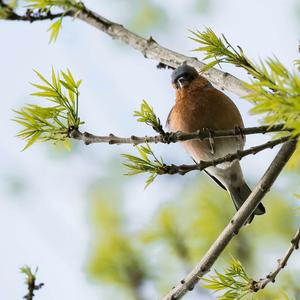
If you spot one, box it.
[165,107,173,129]
[204,169,227,191]
[191,156,227,191]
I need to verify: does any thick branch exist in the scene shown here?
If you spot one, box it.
[163,139,297,300]
[251,227,300,292]
[68,124,289,145]
[76,7,251,96]
[1,2,250,97]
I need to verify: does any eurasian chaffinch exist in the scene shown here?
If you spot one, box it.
[167,64,265,223]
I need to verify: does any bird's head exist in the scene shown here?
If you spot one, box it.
[171,64,199,89]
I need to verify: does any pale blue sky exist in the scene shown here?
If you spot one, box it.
[0,0,299,299]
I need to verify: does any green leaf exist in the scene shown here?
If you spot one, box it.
[22,131,42,151]
[201,257,253,299]
[133,100,164,133]
[31,91,58,98]
[122,143,165,188]
[14,68,83,150]
[48,18,63,43]
[63,139,71,151]
[33,69,51,86]
[59,80,75,92]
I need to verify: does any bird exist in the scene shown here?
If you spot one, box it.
[167,64,265,223]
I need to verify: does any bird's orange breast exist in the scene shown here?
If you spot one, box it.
[169,78,244,132]
[168,77,244,161]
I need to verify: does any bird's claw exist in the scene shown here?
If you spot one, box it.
[234,125,245,140]
[162,132,176,144]
[234,125,245,149]
[204,128,215,154]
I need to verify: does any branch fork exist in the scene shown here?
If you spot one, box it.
[251,227,300,292]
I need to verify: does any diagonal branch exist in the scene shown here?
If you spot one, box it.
[251,227,300,292]
[1,2,250,97]
[68,124,289,145]
[75,6,250,96]
[162,139,297,300]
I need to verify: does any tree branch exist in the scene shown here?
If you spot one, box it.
[76,6,252,97]
[68,124,289,145]
[251,227,300,292]
[162,139,297,300]
[0,2,250,97]
[0,1,73,21]
[158,135,292,176]
[20,266,44,300]
[3,3,299,299]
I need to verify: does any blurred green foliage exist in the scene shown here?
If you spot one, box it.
[293,1,300,30]
[114,0,213,34]
[125,0,167,34]
[14,68,83,150]
[86,168,299,299]
[87,180,150,299]
[193,0,211,14]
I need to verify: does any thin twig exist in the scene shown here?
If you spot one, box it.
[76,6,251,97]
[0,1,73,21]
[251,227,300,292]
[3,4,299,299]
[162,139,297,300]
[21,266,44,300]
[68,124,289,145]
[158,135,292,176]
[1,2,250,97]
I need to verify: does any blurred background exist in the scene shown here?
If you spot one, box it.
[1,0,300,299]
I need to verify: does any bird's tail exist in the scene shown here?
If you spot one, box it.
[228,180,265,224]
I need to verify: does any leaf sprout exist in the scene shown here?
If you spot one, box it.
[201,257,253,300]
[122,143,165,188]
[13,68,84,150]
[134,100,165,134]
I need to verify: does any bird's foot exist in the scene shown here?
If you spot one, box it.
[234,125,245,149]
[161,132,177,144]
[234,125,245,141]
[203,128,215,154]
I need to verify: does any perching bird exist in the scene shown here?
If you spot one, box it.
[167,64,265,223]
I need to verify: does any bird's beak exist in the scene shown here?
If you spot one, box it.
[177,76,189,89]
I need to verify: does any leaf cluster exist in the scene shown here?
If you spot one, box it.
[47,18,63,43]
[202,257,253,300]
[0,0,15,19]
[191,28,300,166]
[14,68,83,150]
[133,100,164,134]
[122,100,168,188]
[141,206,190,261]
[25,0,84,43]
[122,143,165,188]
